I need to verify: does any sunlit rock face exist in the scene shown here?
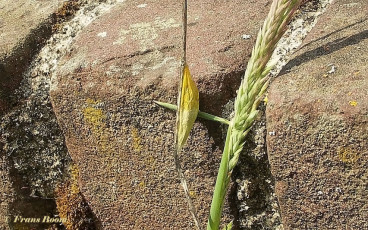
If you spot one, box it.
[50,0,270,228]
[267,0,368,229]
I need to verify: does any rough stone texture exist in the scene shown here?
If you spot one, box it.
[266,0,368,229]
[55,163,101,230]
[50,0,271,228]
[234,2,332,229]
[0,1,101,229]
[0,1,62,229]
[0,155,12,230]
[0,0,80,113]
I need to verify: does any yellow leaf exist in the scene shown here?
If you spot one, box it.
[177,64,199,150]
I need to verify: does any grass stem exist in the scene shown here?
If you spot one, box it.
[206,1,303,229]
[154,101,230,125]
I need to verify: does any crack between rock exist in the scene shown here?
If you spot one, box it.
[100,45,177,65]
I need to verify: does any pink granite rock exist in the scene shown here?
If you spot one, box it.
[266,0,368,229]
[50,0,271,228]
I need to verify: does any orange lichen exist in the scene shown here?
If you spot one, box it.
[57,0,80,17]
[53,0,81,32]
[55,163,98,229]
[69,164,80,195]
[55,164,83,229]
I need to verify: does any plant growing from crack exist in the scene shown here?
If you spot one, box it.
[156,0,303,229]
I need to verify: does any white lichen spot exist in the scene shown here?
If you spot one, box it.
[154,17,180,29]
[343,2,359,7]
[131,22,158,44]
[137,3,147,8]
[131,62,144,76]
[106,80,113,87]
[97,32,107,38]
[113,29,130,45]
[106,65,122,76]
[150,57,175,70]
[242,34,252,40]
[327,63,336,74]
[113,18,179,50]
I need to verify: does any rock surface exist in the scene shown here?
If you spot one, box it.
[0,1,64,229]
[0,1,103,229]
[266,0,368,229]
[50,0,271,228]
[0,156,12,229]
[0,0,65,113]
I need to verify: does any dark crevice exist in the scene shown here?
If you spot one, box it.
[199,68,244,151]
[100,45,177,66]
[0,0,83,115]
[79,192,103,230]
[8,161,65,230]
[301,17,367,51]
[233,114,281,229]
[228,179,241,230]
[0,1,102,229]
[0,19,53,114]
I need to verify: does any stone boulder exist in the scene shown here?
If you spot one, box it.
[0,1,80,229]
[50,0,271,228]
[0,0,80,113]
[266,0,368,229]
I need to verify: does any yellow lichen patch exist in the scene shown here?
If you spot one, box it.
[98,130,111,153]
[131,128,142,152]
[83,99,113,154]
[69,164,80,195]
[138,181,146,189]
[147,156,155,164]
[263,95,268,105]
[349,100,358,106]
[143,155,157,171]
[189,191,197,199]
[83,107,105,128]
[337,147,360,164]
[85,98,101,105]
[55,164,94,230]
